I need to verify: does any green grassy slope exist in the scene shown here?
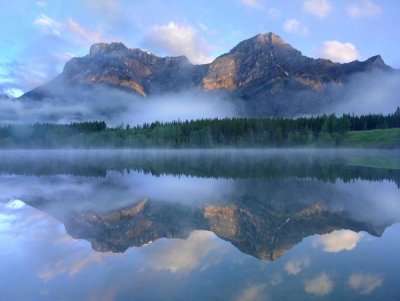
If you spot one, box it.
[339,128,400,149]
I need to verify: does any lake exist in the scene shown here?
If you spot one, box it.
[0,149,399,301]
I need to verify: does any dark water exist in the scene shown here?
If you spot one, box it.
[0,149,399,301]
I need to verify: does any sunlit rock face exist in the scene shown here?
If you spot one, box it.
[21,33,393,116]
[62,42,195,96]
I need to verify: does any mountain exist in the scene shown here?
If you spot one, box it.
[5,148,398,260]
[31,197,386,260]
[21,32,394,116]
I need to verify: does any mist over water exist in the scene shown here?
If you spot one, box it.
[0,148,398,220]
[0,149,400,300]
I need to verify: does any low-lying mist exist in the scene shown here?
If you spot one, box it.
[1,87,237,125]
[1,69,399,125]
[324,69,400,116]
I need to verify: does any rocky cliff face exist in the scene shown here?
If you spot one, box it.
[22,32,393,116]
[62,42,196,96]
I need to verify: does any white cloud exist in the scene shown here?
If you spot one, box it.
[318,40,360,63]
[234,284,267,301]
[303,0,332,18]
[143,22,213,64]
[33,14,60,36]
[348,273,383,294]
[66,19,102,44]
[34,14,108,46]
[284,257,311,275]
[147,230,217,273]
[347,0,381,18]
[5,199,25,209]
[315,230,363,252]
[305,273,334,296]
[4,88,24,98]
[240,0,263,9]
[20,15,107,93]
[283,19,309,35]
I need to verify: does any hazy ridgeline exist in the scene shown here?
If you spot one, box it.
[0,112,399,148]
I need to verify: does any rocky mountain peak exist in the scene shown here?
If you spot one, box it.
[89,42,129,57]
[255,32,286,45]
[365,55,389,69]
[229,32,298,55]
[22,32,395,117]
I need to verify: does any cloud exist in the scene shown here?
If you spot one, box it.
[348,273,383,294]
[66,19,102,44]
[5,15,110,93]
[5,199,25,210]
[142,22,213,64]
[234,284,267,301]
[283,19,309,35]
[147,230,218,273]
[34,12,108,46]
[39,252,106,282]
[3,88,24,98]
[347,0,381,18]
[323,69,400,116]
[0,59,54,91]
[284,257,311,275]
[70,253,104,275]
[314,230,364,253]
[305,273,334,296]
[33,14,60,36]
[318,40,359,63]
[303,0,332,18]
[240,0,263,9]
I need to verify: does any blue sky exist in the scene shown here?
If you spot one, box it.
[0,0,399,97]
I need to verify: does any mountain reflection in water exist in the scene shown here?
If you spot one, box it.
[1,149,399,259]
[0,149,399,301]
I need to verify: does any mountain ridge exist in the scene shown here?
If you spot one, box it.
[21,32,395,116]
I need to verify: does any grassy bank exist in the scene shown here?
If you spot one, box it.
[339,128,400,149]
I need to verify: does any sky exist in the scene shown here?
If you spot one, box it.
[0,0,399,97]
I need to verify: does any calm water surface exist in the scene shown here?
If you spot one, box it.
[0,149,399,301]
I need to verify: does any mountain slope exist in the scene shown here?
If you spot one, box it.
[21,32,394,116]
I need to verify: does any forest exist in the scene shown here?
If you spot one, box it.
[0,111,399,148]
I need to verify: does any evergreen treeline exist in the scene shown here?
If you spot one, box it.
[1,150,398,186]
[0,112,399,148]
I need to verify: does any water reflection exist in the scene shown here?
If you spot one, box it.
[0,149,399,300]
